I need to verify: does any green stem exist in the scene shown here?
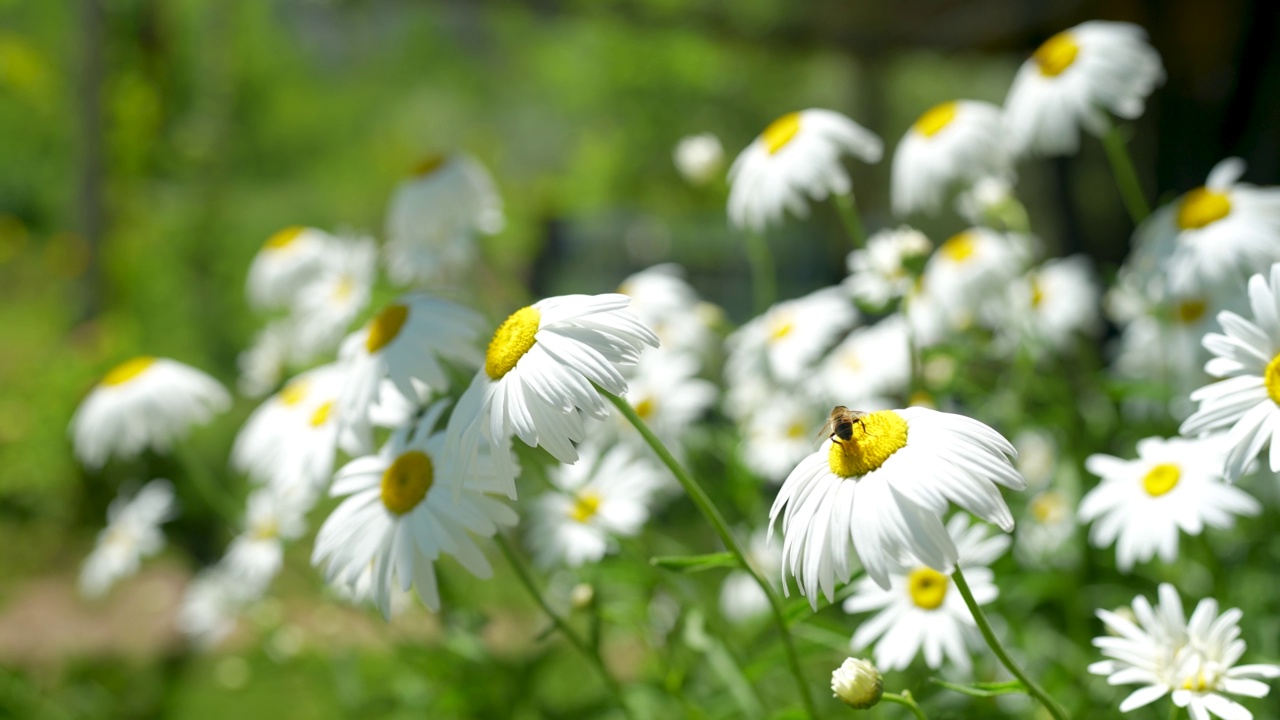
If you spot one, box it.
[833,192,868,249]
[174,443,241,525]
[495,534,636,720]
[604,390,818,718]
[1101,123,1150,225]
[882,691,928,720]
[744,231,776,313]
[1169,701,1183,720]
[950,567,1069,720]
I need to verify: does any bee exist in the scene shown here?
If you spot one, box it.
[817,405,868,444]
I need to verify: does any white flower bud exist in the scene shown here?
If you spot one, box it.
[831,657,883,709]
[673,133,724,186]
[570,583,595,610]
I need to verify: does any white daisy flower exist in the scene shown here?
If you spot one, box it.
[177,566,250,649]
[741,391,828,484]
[673,132,725,187]
[1091,583,1280,718]
[923,228,1027,320]
[1080,436,1259,572]
[844,515,1010,672]
[246,226,333,310]
[1017,489,1077,567]
[956,175,1018,227]
[383,153,504,287]
[289,235,377,360]
[1181,264,1280,479]
[620,353,716,455]
[222,488,308,591]
[1003,21,1164,157]
[769,407,1025,603]
[844,226,932,309]
[998,255,1100,351]
[527,442,665,567]
[337,294,485,434]
[70,357,231,469]
[79,479,177,598]
[236,321,291,399]
[311,402,517,617]
[619,263,717,364]
[892,100,1010,217]
[1132,158,1280,294]
[720,528,783,624]
[726,286,857,389]
[817,315,911,408]
[727,108,883,232]
[446,294,658,498]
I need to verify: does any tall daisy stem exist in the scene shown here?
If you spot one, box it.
[1101,123,1150,225]
[882,691,929,720]
[833,191,868,249]
[495,534,636,720]
[603,390,819,718]
[174,443,241,525]
[744,231,776,313]
[950,567,1069,720]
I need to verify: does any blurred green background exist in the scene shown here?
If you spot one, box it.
[2,0,1279,718]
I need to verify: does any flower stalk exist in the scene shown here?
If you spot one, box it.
[834,191,868,249]
[1101,123,1150,224]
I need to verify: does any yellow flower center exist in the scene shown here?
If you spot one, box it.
[1033,32,1079,77]
[827,410,909,478]
[940,231,976,263]
[380,450,434,515]
[1181,666,1219,693]
[907,567,949,610]
[1177,187,1232,230]
[279,379,308,406]
[1142,463,1181,497]
[908,390,935,409]
[1030,491,1066,523]
[411,155,446,177]
[634,396,656,419]
[569,491,602,523]
[914,101,959,138]
[1030,277,1045,308]
[786,421,808,440]
[1265,353,1280,406]
[251,518,279,541]
[1175,299,1207,325]
[761,112,802,155]
[264,226,305,251]
[102,356,156,386]
[485,306,541,380]
[365,303,409,354]
[309,401,334,428]
[333,275,354,300]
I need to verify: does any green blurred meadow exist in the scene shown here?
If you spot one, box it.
[3,1,1280,718]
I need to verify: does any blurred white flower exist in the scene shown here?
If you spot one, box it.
[997,255,1100,351]
[223,488,309,591]
[70,357,230,470]
[740,391,826,484]
[620,353,716,456]
[921,228,1027,331]
[290,235,377,360]
[178,566,250,650]
[720,528,783,624]
[618,263,717,365]
[956,175,1017,226]
[246,226,334,310]
[673,132,724,186]
[726,286,857,391]
[1003,21,1164,157]
[892,100,1010,216]
[1016,489,1077,567]
[727,108,882,232]
[237,321,292,399]
[844,226,931,309]
[817,314,911,408]
[80,479,177,598]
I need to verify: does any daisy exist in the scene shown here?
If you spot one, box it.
[769,407,1025,603]
[1003,21,1164,157]
[383,153,504,287]
[921,228,1027,324]
[892,100,1010,216]
[618,353,717,455]
[1132,158,1280,294]
[618,263,718,364]
[817,315,911,408]
[1017,489,1077,567]
[740,391,828,483]
[955,175,1019,227]
[1080,436,1259,572]
[1091,583,1280,718]
[236,321,291,399]
[246,226,333,310]
[720,528,783,624]
[79,479,177,598]
[1181,264,1280,479]
[311,401,517,617]
[527,442,665,567]
[844,515,1010,672]
[222,488,308,591]
[177,566,250,649]
[289,234,376,360]
[727,108,883,232]
[844,226,932,310]
[726,286,857,388]
[673,132,725,187]
[445,293,658,498]
[997,255,1100,351]
[337,294,485,435]
[70,357,231,469]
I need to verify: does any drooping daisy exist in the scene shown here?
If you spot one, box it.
[996,255,1100,352]
[289,235,377,361]
[1181,264,1280,479]
[527,442,665,567]
[337,294,485,435]
[1080,436,1259,572]
[673,132,725,187]
[79,479,177,598]
[844,226,932,310]
[383,153,504,287]
[1132,158,1280,294]
[246,226,334,310]
[312,402,517,617]
[817,314,911,408]
[892,100,1010,217]
[720,528,784,624]
[1091,583,1280,718]
[725,286,857,389]
[844,515,1010,672]
[740,391,828,484]
[769,407,1025,603]
[1003,21,1164,157]
[445,294,658,498]
[222,488,308,591]
[728,108,883,232]
[70,357,231,469]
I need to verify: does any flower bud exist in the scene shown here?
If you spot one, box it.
[831,657,883,709]
[673,133,724,186]
[570,583,595,611]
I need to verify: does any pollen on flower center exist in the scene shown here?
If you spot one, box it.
[1175,299,1207,325]
[309,401,334,428]
[569,491,602,523]
[486,306,541,380]
[633,396,656,419]
[1031,491,1066,523]
[366,304,409,354]
[1142,463,1181,497]
[827,410,909,477]
[102,356,156,387]
[279,379,308,406]
[1033,32,1079,77]
[1265,353,1280,406]
[264,226,305,251]
[940,232,976,262]
[1177,187,1232,230]
[761,112,802,155]
[411,155,446,177]
[380,450,434,515]
[914,101,959,138]
[907,567,949,610]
